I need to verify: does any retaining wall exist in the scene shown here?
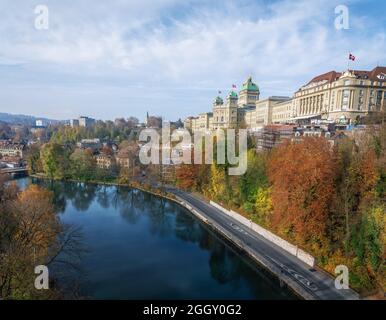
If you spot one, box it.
[210,201,315,267]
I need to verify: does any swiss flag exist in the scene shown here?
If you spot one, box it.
[349,53,356,61]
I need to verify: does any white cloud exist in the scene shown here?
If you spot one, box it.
[0,0,385,119]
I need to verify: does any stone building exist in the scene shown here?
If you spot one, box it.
[293,67,386,124]
[184,66,386,131]
[79,116,95,127]
[0,143,25,158]
[95,154,115,169]
[212,92,239,130]
[272,99,294,124]
[238,76,260,108]
[115,155,130,169]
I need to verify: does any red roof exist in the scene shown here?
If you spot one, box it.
[306,66,386,86]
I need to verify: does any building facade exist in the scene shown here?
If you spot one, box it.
[0,143,25,158]
[272,99,294,124]
[95,154,114,169]
[293,67,386,124]
[212,92,239,130]
[184,66,386,131]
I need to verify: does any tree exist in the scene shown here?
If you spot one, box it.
[253,187,272,226]
[69,148,95,181]
[238,150,268,212]
[0,180,85,299]
[40,143,70,179]
[26,144,42,174]
[268,137,335,245]
[207,163,226,202]
[176,164,198,190]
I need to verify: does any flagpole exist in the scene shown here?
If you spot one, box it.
[348,53,350,70]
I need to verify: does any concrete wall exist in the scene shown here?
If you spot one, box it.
[210,201,315,267]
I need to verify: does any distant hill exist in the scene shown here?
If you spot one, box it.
[0,112,62,125]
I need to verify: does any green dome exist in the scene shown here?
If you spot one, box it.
[228,91,238,99]
[241,76,259,92]
[214,96,223,105]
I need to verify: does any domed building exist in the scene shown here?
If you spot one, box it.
[212,91,239,129]
[238,76,260,108]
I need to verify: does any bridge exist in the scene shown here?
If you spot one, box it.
[0,167,28,174]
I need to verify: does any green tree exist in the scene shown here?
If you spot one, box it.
[69,148,95,181]
[26,144,42,174]
[239,150,268,213]
[40,143,70,179]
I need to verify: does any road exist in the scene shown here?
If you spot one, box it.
[167,187,359,300]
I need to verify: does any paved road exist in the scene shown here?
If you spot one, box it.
[167,188,359,300]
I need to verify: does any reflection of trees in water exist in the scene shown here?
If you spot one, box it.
[32,179,98,212]
[96,185,111,209]
[174,208,204,243]
[209,242,240,285]
[71,183,97,211]
[115,187,143,224]
[172,206,285,297]
[30,179,293,299]
[144,195,174,237]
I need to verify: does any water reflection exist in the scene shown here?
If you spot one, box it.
[24,178,297,300]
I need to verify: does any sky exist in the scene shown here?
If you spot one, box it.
[0,0,385,122]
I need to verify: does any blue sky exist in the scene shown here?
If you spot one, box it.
[0,0,385,122]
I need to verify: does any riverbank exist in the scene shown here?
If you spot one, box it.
[21,175,298,299]
[28,173,359,300]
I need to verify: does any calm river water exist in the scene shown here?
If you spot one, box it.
[17,177,297,300]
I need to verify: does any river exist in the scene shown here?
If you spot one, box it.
[17,177,297,300]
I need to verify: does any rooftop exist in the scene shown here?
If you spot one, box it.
[305,66,386,86]
[241,76,259,92]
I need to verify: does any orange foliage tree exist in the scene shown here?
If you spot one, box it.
[267,137,336,246]
[176,164,199,190]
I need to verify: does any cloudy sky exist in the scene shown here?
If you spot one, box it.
[0,0,385,122]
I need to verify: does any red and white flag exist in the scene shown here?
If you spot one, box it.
[349,53,356,61]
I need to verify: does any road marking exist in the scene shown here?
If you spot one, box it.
[266,256,318,292]
[230,222,249,236]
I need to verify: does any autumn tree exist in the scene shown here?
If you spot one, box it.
[207,163,227,203]
[268,137,335,246]
[176,164,198,190]
[0,180,85,299]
